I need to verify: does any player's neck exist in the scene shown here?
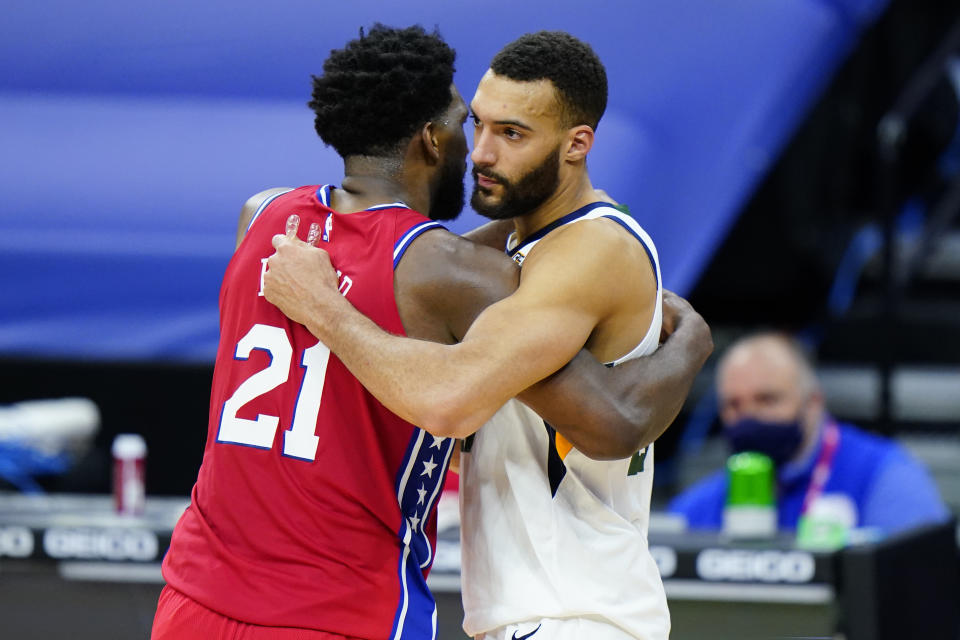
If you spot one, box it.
[336,158,423,213]
[512,172,598,242]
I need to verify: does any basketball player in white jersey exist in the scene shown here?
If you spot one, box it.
[264,31,703,639]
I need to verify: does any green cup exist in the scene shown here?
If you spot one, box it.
[726,452,775,508]
[723,452,776,538]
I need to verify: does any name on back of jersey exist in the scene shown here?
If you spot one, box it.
[257,259,354,298]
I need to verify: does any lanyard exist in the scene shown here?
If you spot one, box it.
[800,421,841,516]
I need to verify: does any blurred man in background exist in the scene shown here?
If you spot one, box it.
[669,332,949,535]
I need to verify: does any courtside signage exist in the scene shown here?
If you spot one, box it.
[695,548,817,583]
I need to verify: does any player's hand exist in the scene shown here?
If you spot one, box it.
[660,290,683,340]
[263,215,340,327]
[660,289,713,359]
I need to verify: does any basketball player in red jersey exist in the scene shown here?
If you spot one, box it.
[154,25,711,640]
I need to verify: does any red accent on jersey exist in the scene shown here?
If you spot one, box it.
[162,186,447,638]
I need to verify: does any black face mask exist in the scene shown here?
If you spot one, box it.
[724,417,804,467]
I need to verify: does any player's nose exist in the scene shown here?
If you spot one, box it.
[471,132,495,167]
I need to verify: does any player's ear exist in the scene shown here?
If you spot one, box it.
[420,121,441,165]
[564,125,594,163]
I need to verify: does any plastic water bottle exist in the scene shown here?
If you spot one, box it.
[722,452,777,539]
[112,434,147,516]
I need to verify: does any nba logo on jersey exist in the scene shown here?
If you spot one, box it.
[322,213,333,242]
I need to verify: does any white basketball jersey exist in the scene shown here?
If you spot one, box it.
[459,203,669,639]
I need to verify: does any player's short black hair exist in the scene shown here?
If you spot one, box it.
[490,31,607,130]
[308,24,456,157]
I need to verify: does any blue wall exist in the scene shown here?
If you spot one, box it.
[0,0,886,361]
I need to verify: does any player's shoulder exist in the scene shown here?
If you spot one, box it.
[399,227,518,291]
[395,227,519,341]
[240,186,309,217]
[569,204,650,244]
[242,186,297,210]
[524,212,622,264]
[530,204,654,266]
[236,186,304,245]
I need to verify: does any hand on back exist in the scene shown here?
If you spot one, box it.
[263,215,341,328]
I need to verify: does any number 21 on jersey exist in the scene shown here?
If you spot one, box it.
[217,323,330,461]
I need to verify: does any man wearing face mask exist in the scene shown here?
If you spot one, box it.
[668,332,949,535]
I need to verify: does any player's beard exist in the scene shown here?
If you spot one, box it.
[428,152,467,222]
[470,145,561,221]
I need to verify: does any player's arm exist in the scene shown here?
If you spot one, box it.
[264,219,638,438]
[518,291,712,460]
[235,188,294,249]
[396,227,711,459]
[461,219,514,250]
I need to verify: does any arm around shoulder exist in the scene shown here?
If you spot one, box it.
[461,219,515,251]
[266,227,526,439]
[394,230,519,343]
[519,289,713,460]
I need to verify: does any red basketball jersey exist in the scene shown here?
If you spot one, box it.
[163,185,452,640]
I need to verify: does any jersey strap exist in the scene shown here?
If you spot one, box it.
[315,184,333,207]
[506,202,611,259]
[596,214,660,290]
[246,188,295,232]
[393,221,445,268]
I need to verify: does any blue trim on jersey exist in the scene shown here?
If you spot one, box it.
[507,201,612,258]
[246,189,294,232]
[315,184,332,207]
[393,430,453,570]
[388,521,414,640]
[387,521,438,640]
[600,214,660,290]
[394,430,424,495]
[368,202,410,211]
[393,221,445,269]
[389,430,446,640]
[417,437,454,568]
[314,185,407,212]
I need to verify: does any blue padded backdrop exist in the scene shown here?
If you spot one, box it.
[0,0,887,361]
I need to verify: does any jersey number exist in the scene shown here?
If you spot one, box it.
[217,324,331,461]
